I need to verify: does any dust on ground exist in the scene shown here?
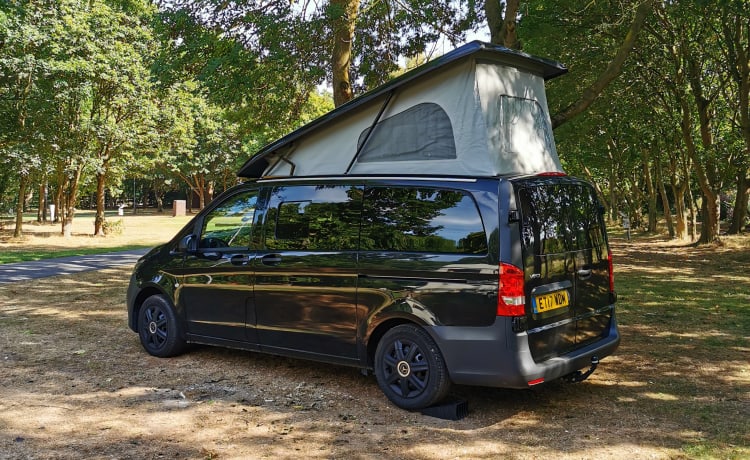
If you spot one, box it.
[0,236,748,459]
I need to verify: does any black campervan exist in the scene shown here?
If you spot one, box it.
[126,42,619,411]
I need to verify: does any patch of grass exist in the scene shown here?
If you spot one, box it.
[0,245,152,264]
[682,442,749,460]
[0,208,192,265]
[611,233,750,459]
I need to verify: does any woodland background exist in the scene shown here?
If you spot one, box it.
[1,0,748,245]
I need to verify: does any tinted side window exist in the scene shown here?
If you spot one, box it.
[361,187,487,254]
[199,190,259,249]
[264,185,363,251]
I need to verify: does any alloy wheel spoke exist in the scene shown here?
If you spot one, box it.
[399,375,411,396]
[410,362,429,373]
[408,373,427,391]
[383,353,398,369]
[405,342,419,362]
[393,340,406,361]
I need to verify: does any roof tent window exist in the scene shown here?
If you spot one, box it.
[357,103,457,163]
[493,95,556,159]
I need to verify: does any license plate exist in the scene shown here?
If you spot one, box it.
[534,290,570,313]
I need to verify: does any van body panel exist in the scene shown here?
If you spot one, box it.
[127,174,619,405]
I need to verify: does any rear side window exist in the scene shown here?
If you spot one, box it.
[361,187,487,254]
[264,185,363,251]
[518,182,605,255]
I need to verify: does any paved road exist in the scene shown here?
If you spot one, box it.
[0,248,150,284]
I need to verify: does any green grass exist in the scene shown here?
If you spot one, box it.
[611,235,750,459]
[0,244,152,264]
[1,208,191,265]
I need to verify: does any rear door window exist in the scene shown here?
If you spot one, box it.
[517,179,611,359]
[361,187,487,254]
[518,182,605,257]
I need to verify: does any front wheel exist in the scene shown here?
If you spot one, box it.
[137,294,186,358]
[374,324,451,410]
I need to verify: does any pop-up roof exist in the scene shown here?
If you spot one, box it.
[237,41,567,179]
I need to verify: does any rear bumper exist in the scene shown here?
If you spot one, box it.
[428,307,620,388]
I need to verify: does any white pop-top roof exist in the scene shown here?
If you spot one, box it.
[237,41,567,179]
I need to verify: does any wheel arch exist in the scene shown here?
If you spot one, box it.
[366,318,420,368]
[129,285,171,332]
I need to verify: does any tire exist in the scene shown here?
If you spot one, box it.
[137,294,187,358]
[374,324,451,410]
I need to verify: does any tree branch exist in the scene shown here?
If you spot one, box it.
[551,0,654,129]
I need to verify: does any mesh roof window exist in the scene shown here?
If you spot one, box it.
[357,103,457,163]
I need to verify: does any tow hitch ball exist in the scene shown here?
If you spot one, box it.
[563,356,599,383]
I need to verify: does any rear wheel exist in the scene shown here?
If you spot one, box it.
[137,294,186,357]
[374,324,451,410]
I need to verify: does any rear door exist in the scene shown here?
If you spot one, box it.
[515,177,612,361]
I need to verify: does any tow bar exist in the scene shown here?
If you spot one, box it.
[563,356,599,383]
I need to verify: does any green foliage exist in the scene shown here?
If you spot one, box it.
[102,218,124,235]
[520,0,749,239]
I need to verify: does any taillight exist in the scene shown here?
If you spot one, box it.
[537,171,566,177]
[497,263,526,316]
[608,249,615,292]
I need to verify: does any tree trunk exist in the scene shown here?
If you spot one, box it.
[656,159,675,238]
[13,174,29,238]
[60,166,83,238]
[641,150,658,233]
[203,180,215,209]
[699,194,721,244]
[153,181,164,213]
[486,0,521,49]
[670,177,688,241]
[197,182,206,210]
[728,173,749,234]
[330,0,359,107]
[37,180,46,223]
[687,186,698,242]
[606,140,619,222]
[94,173,106,236]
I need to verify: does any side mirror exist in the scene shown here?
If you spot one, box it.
[177,234,197,253]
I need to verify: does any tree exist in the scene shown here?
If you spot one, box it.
[0,1,53,237]
[156,1,476,109]
[485,0,520,49]
[80,0,157,235]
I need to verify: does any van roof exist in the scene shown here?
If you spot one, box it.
[237,41,567,179]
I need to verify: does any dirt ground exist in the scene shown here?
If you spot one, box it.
[0,237,748,459]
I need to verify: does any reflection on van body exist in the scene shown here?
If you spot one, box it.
[127,176,619,411]
[127,42,618,412]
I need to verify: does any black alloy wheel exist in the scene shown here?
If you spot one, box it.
[374,324,451,410]
[138,294,186,358]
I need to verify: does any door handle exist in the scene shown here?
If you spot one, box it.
[230,254,251,266]
[577,268,592,280]
[261,254,282,266]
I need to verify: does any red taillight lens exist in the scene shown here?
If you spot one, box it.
[497,263,526,316]
[608,249,615,292]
